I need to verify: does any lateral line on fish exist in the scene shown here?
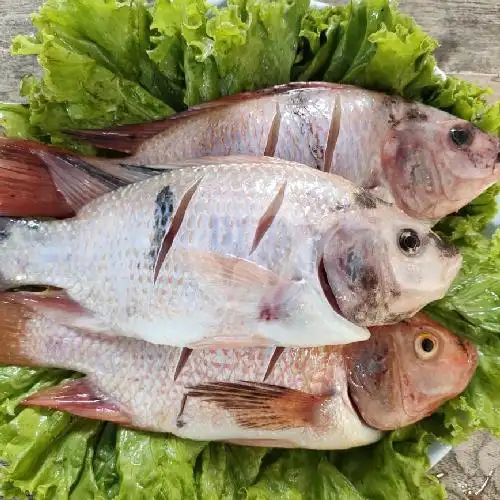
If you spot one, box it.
[173,347,193,381]
[324,96,342,172]
[250,182,287,255]
[263,346,285,381]
[264,102,282,157]
[153,177,203,284]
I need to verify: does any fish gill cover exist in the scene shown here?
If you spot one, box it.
[0,0,499,498]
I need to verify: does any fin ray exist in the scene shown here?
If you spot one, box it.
[185,381,325,430]
[22,378,132,424]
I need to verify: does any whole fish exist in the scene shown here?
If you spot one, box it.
[2,82,496,221]
[0,298,477,450]
[0,157,461,348]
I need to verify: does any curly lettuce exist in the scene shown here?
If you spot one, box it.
[0,0,499,499]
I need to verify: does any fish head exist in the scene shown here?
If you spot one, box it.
[322,207,462,325]
[344,313,477,430]
[381,102,499,221]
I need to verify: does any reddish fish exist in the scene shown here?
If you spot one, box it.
[1,82,497,221]
[0,298,477,450]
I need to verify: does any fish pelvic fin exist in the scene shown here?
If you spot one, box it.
[0,294,42,366]
[22,378,132,425]
[183,381,327,430]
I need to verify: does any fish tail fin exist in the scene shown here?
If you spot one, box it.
[0,294,43,366]
[0,137,146,217]
[0,138,75,218]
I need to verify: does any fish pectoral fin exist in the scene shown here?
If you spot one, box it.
[182,250,283,289]
[21,378,132,425]
[184,381,326,430]
[182,250,300,313]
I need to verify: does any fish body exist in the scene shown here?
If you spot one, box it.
[0,300,477,450]
[67,82,500,222]
[0,157,461,347]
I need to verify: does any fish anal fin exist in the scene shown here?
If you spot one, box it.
[22,378,131,425]
[185,381,325,430]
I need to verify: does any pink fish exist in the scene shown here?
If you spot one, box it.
[0,297,477,450]
[1,82,497,221]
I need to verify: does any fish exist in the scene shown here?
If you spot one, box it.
[1,82,498,221]
[0,297,478,450]
[0,156,461,348]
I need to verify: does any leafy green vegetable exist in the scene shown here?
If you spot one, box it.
[0,0,499,498]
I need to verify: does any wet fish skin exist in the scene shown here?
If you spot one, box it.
[0,158,461,348]
[68,82,500,222]
[0,299,477,450]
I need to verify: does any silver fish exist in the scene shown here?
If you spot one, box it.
[0,299,477,450]
[0,157,461,348]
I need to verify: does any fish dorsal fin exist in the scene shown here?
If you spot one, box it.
[65,82,342,154]
[184,381,326,430]
[21,378,132,425]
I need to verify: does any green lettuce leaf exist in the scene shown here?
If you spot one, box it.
[1,0,500,499]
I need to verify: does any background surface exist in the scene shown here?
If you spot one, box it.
[0,1,499,498]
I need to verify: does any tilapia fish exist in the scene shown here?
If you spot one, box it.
[1,82,497,221]
[0,298,477,450]
[0,157,461,348]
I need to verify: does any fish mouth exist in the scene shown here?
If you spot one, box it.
[317,257,342,316]
[346,385,378,431]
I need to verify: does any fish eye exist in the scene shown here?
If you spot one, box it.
[398,228,421,256]
[449,126,473,148]
[415,332,439,360]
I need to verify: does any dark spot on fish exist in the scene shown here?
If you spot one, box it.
[360,266,379,291]
[153,178,202,283]
[406,108,428,121]
[0,217,12,242]
[429,233,460,258]
[346,250,362,282]
[149,186,175,266]
[309,143,325,169]
[0,458,8,468]
[354,189,378,209]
